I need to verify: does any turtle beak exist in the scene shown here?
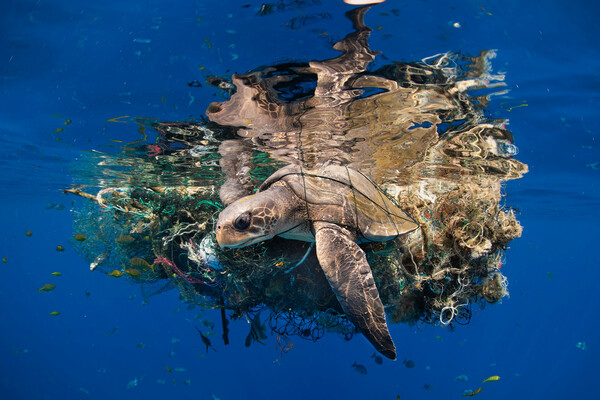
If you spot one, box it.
[215,224,225,248]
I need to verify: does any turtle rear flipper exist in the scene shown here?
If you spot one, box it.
[314,221,396,360]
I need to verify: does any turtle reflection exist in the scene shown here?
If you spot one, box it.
[70,5,526,359]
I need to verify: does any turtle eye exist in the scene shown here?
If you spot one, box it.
[233,212,251,231]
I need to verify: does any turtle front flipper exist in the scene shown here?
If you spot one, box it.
[313,221,396,360]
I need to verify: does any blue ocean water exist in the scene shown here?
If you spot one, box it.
[1,1,599,399]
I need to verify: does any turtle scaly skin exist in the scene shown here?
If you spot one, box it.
[215,164,418,359]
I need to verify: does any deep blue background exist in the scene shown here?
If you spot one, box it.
[1,1,599,399]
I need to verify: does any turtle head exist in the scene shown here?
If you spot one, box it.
[215,187,296,248]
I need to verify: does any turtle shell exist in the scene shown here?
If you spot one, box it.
[260,164,418,241]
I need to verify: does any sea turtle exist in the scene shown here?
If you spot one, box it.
[215,164,419,359]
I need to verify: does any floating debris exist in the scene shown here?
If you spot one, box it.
[245,312,267,347]
[38,284,56,293]
[195,326,216,353]
[351,362,367,375]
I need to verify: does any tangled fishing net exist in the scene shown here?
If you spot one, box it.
[68,6,527,348]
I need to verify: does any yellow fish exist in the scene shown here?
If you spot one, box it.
[74,233,87,242]
[115,235,135,244]
[2,257,6,263]
[124,268,142,277]
[463,387,483,397]
[56,245,65,252]
[482,375,500,383]
[38,283,56,293]
[130,257,154,271]
[25,230,33,237]
[165,366,173,373]
[51,272,62,276]
[109,270,123,278]
[49,311,60,316]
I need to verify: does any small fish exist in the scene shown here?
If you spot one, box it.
[2,257,6,263]
[435,335,443,341]
[124,268,142,277]
[74,233,87,242]
[165,366,173,373]
[463,387,483,397]
[38,283,56,293]
[109,270,123,278]
[455,374,469,382]
[25,230,33,237]
[183,379,191,386]
[174,367,186,372]
[371,352,383,365]
[90,252,108,271]
[54,127,65,133]
[576,341,588,350]
[78,387,89,394]
[51,272,62,276]
[156,379,166,384]
[115,235,135,244]
[56,245,65,252]
[201,319,215,329]
[106,327,118,337]
[245,312,267,347]
[171,337,180,344]
[49,311,60,316]
[136,342,145,348]
[168,351,176,358]
[482,375,500,383]
[423,384,434,391]
[351,362,367,375]
[126,378,138,389]
[130,257,154,271]
[403,359,415,368]
[195,326,216,353]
